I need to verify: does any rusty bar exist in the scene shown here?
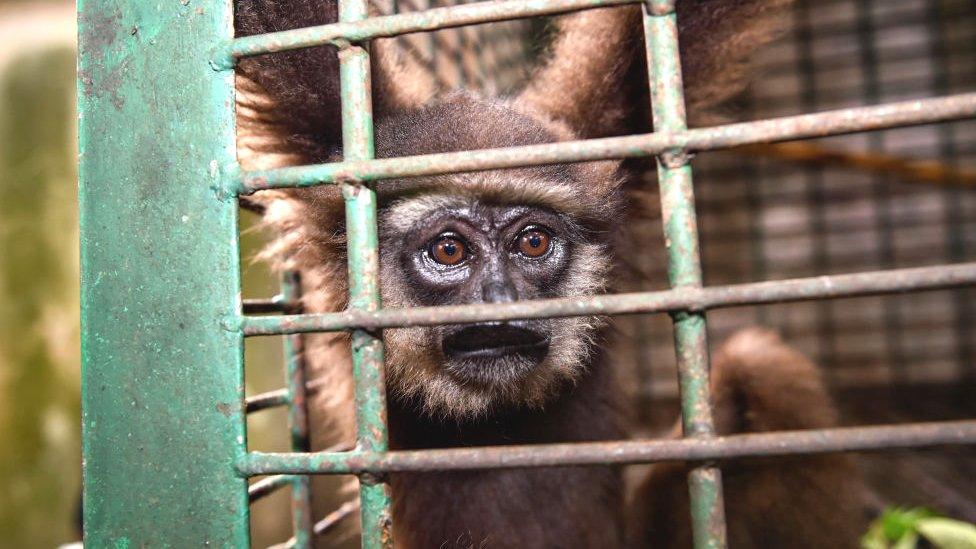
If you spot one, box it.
[337,0,393,546]
[643,2,725,547]
[246,376,334,414]
[242,297,302,315]
[241,263,976,335]
[245,388,289,413]
[223,0,639,63]
[248,474,295,502]
[239,420,976,475]
[280,273,313,547]
[238,93,976,193]
[314,499,361,537]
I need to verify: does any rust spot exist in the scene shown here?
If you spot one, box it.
[335,171,360,185]
[215,402,236,417]
[79,8,121,62]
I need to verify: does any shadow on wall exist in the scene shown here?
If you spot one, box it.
[0,2,288,546]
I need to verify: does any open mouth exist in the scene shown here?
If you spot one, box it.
[442,323,549,361]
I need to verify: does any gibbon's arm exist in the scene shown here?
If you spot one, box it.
[628,329,869,549]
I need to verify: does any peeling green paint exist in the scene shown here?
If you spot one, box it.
[78,0,249,545]
[643,3,727,548]
[337,0,394,547]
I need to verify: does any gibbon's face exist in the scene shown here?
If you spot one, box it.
[404,200,578,373]
[372,94,620,418]
[379,193,610,419]
[402,204,571,381]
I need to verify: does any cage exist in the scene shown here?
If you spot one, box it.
[77,0,976,547]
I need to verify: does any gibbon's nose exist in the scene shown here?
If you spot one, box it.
[482,280,517,303]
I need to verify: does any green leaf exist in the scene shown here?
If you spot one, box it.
[881,508,936,541]
[893,532,919,549]
[862,519,891,549]
[916,517,976,549]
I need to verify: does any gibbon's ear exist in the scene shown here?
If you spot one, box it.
[517,0,792,139]
[234,0,437,168]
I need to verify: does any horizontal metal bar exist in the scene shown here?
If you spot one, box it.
[314,499,360,536]
[245,376,331,414]
[226,0,638,62]
[241,262,976,336]
[245,389,289,413]
[238,93,976,193]
[248,474,295,502]
[242,297,302,315]
[239,420,976,475]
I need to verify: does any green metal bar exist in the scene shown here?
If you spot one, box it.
[246,387,290,413]
[238,419,976,475]
[281,273,313,547]
[78,0,248,546]
[223,0,640,63]
[315,499,361,536]
[240,263,976,335]
[338,0,394,547]
[238,93,976,193]
[249,474,297,502]
[643,2,726,548]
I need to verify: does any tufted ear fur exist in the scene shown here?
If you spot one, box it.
[517,0,792,139]
[235,0,791,171]
[234,0,437,169]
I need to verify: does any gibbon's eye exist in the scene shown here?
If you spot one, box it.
[517,228,552,258]
[429,235,468,266]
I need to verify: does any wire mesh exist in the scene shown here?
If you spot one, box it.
[628,0,976,403]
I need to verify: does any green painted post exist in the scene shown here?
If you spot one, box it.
[643,2,728,548]
[337,0,395,547]
[282,272,314,547]
[78,0,249,546]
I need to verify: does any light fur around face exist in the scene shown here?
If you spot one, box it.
[379,189,614,418]
[254,168,622,425]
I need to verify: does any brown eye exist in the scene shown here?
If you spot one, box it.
[430,236,467,265]
[518,229,551,258]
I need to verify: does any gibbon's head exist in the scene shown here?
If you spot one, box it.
[375,93,622,418]
[236,1,793,419]
[289,93,623,419]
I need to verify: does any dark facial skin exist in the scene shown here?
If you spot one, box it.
[397,204,578,388]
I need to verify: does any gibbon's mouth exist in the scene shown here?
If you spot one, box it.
[442,323,550,362]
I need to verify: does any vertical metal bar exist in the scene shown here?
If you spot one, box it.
[337,1,394,547]
[927,0,975,391]
[643,2,727,548]
[855,0,905,385]
[742,93,769,324]
[78,0,249,545]
[282,272,313,547]
[795,0,836,365]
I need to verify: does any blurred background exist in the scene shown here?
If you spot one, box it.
[1,0,973,547]
[0,1,288,545]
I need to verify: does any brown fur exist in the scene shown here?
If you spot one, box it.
[628,329,869,548]
[520,0,792,138]
[234,1,795,546]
